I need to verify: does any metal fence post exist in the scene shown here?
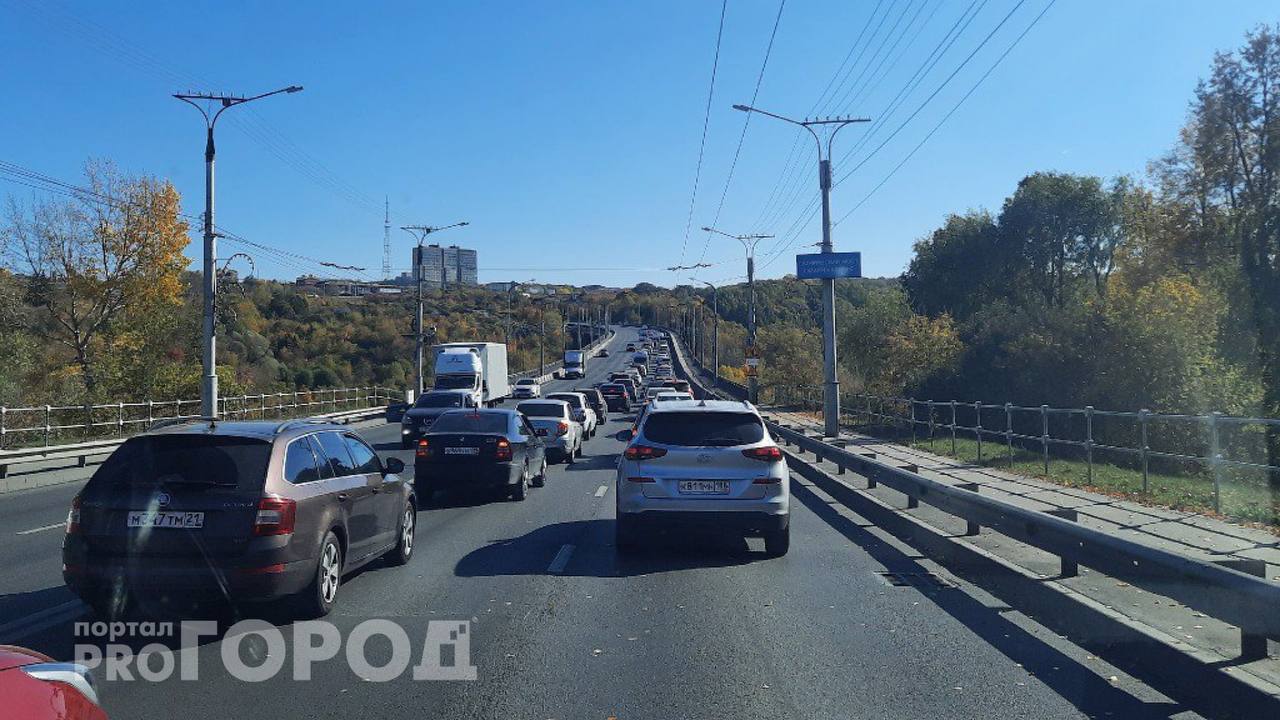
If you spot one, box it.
[1005,402,1014,468]
[1139,409,1150,494]
[974,401,983,463]
[927,400,935,449]
[0,406,6,451]
[147,400,154,427]
[1209,411,1222,513]
[950,400,957,456]
[1041,405,1050,476]
[1085,406,1095,484]
[117,402,124,432]
[909,398,916,445]
[45,404,52,446]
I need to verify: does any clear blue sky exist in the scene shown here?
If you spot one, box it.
[1,0,1276,287]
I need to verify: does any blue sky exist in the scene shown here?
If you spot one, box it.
[1,0,1276,287]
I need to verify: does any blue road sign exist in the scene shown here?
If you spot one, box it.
[796,252,862,279]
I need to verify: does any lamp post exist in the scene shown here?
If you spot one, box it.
[401,222,469,396]
[733,103,869,436]
[174,85,303,418]
[702,226,772,403]
[693,278,719,384]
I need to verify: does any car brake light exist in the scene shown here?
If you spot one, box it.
[416,438,429,457]
[495,437,513,461]
[742,446,783,462]
[253,496,296,537]
[623,445,667,460]
[66,494,82,534]
[556,422,569,436]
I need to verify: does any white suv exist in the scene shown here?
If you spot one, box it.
[615,400,789,556]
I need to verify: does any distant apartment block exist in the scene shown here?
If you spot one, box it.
[413,244,478,289]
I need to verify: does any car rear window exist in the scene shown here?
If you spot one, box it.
[430,412,509,433]
[90,435,271,490]
[518,402,565,418]
[415,393,464,408]
[547,394,583,408]
[600,385,624,394]
[642,411,765,447]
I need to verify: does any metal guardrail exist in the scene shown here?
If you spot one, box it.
[0,391,397,479]
[665,329,1280,660]
[768,386,1280,514]
[0,386,401,452]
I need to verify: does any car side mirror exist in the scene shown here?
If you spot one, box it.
[384,457,406,475]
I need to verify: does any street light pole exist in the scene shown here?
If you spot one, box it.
[402,222,469,397]
[174,85,303,419]
[703,226,773,404]
[693,279,719,384]
[733,104,869,436]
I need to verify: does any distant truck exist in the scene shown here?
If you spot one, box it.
[432,342,510,407]
[563,350,586,379]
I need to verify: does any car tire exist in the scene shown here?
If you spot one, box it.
[86,588,132,620]
[615,514,640,554]
[511,463,529,501]
[384,501,416,566]
[401,437,413,449]
[574,441,584,458]
[764,523,790,557]
[532,457,547,487]
[298,532,343,618]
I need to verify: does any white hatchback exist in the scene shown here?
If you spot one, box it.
[614,400,789,556]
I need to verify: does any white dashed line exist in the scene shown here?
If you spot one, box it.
[547,544,575,574]
[16,522,65,536]
[594,485,608,497]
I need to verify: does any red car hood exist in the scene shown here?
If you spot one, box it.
[0,645,52,672]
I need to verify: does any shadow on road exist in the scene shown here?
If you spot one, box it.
[454,519,761,579]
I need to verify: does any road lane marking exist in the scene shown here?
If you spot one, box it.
[547,544,575,574]
[594,485,608,497]
[16,522,65,535]
[0,599,86,641]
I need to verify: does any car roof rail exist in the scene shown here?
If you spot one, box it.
[273,417,331,434]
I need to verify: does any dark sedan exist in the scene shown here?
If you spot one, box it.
[597,383,631,413]
[414,409,548,502]
[573,386,609,423]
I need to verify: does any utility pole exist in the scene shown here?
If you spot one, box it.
[694,279,719,383]
[734,104,869,436]
[174,85,303,419]
[402,222,469,396]
[703,227,772,404]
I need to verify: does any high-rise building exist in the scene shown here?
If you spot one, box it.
[413,244,479,289]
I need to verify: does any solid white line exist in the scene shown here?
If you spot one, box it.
[594,485,608,497]
[0,599,85,640]
[547,543,575,574]
[16,522,65,536]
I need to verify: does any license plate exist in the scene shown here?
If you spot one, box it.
[678,480,730,495]
[536,429,548,436]
[127,511,205,529]
[443,447,479,455]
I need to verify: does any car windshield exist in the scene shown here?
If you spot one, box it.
[517,402,565,418]
[516,379,536,386]
[89,435,271,491]
[429,412,508,434]
[415,394,464,408]
[434,375,476,390]
[643,412,765,447]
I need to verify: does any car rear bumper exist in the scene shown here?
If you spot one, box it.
[618,509,788,536]
[63,554,314,602]
[415,461,521,490]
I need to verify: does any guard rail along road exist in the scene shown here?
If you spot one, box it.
[659,327,1280,669]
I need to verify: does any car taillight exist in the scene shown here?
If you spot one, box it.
[66,494,82,534]
[623,445,667,460]
[556,422,569,436]
[416,438,429,457]
[742,446,783,462]
[495,438,513,461]
[253,496,296,537]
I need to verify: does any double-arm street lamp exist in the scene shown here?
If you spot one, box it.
[174,85,303,419]
[692,278,719,385]
[401,222,469,396]
[702,226,772,403]
[733,103,870,437]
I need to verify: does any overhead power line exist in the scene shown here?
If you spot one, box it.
[675,0,729,270]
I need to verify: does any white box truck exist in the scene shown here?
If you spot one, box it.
[563,349,586,379]
[432,342,511,406]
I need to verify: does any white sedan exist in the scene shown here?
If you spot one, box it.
[513,377,541,398]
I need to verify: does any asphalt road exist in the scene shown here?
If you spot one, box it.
[0,328,1187,719]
